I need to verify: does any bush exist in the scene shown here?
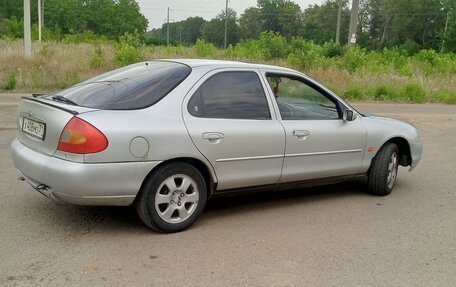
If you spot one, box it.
[1,73,17,90]
[64,30,108,44]
[287,37,328,69]
[0,17,23,39]
[400,40,421,55]
[434,91,456,104]
[224,39,262,59]
[31,23,58,41]
[31,71,43,91]
[343,86,364,101]
[322,42,347,58]
[257,31,289,60]
[91,46,104,68]
[115,32,143,66]
[343,47,367,72]
[370,85,398,101]
[144,37,169,46]
[226,32,289,60]
[401,83,426,103]
[195,38,217,58]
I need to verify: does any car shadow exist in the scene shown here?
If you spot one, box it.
[31,179,369,234]
[201,179,369,219]
[207,180,367,209]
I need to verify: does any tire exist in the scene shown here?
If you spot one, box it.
[136,162,207,233]
[367,142,399,196]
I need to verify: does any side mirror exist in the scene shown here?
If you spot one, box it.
[343,109,357,121]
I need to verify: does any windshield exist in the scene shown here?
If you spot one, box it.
[48,61,191,110]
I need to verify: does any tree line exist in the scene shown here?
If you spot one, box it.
[0,0,455,53]
[147,0,456,53]
[0,0,148,39]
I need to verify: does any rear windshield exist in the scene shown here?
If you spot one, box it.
[49,61,191,110]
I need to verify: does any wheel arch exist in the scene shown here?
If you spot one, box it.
[135,157,217,205]
[378,137,411,167]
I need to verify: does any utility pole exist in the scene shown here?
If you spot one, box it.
[441,10,450,52]
[335,0,342,44]
[224,0,228,49]
[167,7,170,46]
[24,0,32,57]
[41,0,45,26]
[38,0,42,42]
[347,0,360,48]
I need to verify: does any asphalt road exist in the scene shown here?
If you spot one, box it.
[1,94,455,287]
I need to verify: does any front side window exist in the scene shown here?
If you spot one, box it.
[266,74,340,120]
[188,71,271,120]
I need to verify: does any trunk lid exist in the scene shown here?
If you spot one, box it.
[16,97,96,156]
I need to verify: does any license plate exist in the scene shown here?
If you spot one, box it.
[22,118,46,140]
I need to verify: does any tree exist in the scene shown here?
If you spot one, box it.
[359,0,447,51]
[145,16,206,45]
[257,0,303,38]
[82,0,147,37]
[0,0,148,39]
[442,0,456,52]
[0,0,23,20]
[201,8,240,47]
[180,17,206,44]
[239,7,262,40]
[301,0,350,44]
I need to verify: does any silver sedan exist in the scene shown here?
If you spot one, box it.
[11,60,422,232]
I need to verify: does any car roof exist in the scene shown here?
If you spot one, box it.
[156,59,297,73]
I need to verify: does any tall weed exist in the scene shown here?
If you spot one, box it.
[1,73,17,90]
[115,32,143,66]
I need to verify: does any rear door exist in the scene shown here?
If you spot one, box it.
[183,69,285,190]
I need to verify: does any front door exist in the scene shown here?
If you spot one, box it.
[264,73,367,183]
[183,70,285,190]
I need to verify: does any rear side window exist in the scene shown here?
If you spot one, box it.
[50,61,191,110]
[188,71,270,120]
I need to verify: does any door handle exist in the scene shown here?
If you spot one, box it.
[292,130,310,139]
[202,132,225,142]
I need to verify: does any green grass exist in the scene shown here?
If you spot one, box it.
[1,36,455,105]
[1,73,16,90]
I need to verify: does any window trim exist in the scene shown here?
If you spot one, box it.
[264,72,343,120]
[187,70,272,121]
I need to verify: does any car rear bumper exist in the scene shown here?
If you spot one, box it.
[11,138,161,206]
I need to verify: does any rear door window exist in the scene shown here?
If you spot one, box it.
[49,61,191,110]
[188,71,271,120]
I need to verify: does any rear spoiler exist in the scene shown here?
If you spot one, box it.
[22,96,79,115]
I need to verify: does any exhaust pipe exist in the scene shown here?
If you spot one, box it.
[36,184,50,192]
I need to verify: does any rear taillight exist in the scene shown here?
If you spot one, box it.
[57,117,108,154]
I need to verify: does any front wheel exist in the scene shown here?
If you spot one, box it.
[368,143,399,196]
[136,162,207,233]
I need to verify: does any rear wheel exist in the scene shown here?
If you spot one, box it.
[368,143,399,196]
[136,162,207,233]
